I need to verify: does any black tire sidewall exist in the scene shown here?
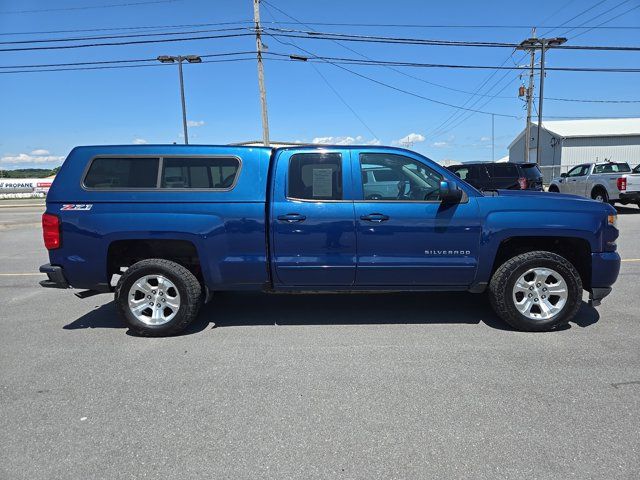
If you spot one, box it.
[592,189,608,202]
[501,256,582,330]
[116,262,197,336]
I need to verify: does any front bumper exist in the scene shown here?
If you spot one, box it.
[589,252,620,306]
[619,191,640,203]
[39,263,69,289]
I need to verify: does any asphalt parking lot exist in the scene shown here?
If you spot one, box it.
[1,202,639,479]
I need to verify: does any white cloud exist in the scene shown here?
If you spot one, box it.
[1,153,64,165]
[393,133,426,146]
[432,141,448,148]
[312,135,360,145]
[480,136,490,142]
[187,120,205,127]
[132,138,148,144]
[30,149,50,155]
[311,135,380,146]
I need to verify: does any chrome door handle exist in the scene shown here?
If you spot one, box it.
[360,213,389,223]
[277,213,306,223]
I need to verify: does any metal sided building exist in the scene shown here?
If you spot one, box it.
[508,118,640,182]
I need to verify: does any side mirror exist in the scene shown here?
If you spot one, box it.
[560,173,568,178]
[440,180,463,203]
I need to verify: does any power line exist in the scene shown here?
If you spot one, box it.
[546,97,640,104]
[284,55,640,73]
[2,50,634,74]
[266,28,640,51]
[538,0,608,37]
[571,3,640,40]
[5,20,640,37]
[2,25,639,52]
[0,21,253,37]
[558,0,634,38]
[261,0,517,121]
[0,27,251,45]
[261,2,379,141]
[0,0,180,14]
[0,51,259,70]
[0,57,259,75]
[288,54,521,118]
[262,0,514,106]
[0,32,255,53]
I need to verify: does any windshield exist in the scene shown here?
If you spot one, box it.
[633,164,640,174]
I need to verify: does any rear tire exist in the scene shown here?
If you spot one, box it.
[115,259,202,336]
[591,188,609,203]
[547,185,559,193]
[489,251,582,332]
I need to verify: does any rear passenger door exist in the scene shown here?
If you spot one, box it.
[270,149,357,287]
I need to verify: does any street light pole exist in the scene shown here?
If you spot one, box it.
[177,58,188,144]
[157,55,202,145]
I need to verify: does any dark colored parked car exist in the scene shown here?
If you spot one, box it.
[447,162,544,191]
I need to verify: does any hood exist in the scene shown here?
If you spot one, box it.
[488,189,617,214]
[494,189,580,201]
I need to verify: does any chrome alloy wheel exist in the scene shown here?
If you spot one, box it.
[127,274,180,325]
[512,267,568,320]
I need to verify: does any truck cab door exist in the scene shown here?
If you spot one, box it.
[352,150,481,287]
[270,149,356,287]
[564,164,589,195]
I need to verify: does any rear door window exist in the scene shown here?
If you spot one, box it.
[288,153,343,200]
[161,157,240,189]
[84,157,159,189]
[593,163,631,174]
[489,164,519,178]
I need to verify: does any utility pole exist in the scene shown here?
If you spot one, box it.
[517,36,566,165]
[491,113,495,161]
[254,0,270,146]
[524,29,536,163]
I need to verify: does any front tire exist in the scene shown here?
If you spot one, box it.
[547,185,559,193]
[489,251,582,331]
[115,259,202,336]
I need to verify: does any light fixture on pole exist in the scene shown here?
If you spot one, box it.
[516,37,566,165]
[157,55,202,144]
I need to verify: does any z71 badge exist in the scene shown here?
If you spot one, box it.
[61,204,93,211]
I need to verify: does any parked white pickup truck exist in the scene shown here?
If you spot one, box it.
[549,162,640,207]
[618,163,640,207]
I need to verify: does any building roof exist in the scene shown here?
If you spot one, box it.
[509,117,640,149]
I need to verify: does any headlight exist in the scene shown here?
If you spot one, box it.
[608,214,617,228]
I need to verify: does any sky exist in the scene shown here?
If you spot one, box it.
[0,0,638,169]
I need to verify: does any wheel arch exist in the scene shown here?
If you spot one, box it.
[107,239,206,287]
[491,236,591,289]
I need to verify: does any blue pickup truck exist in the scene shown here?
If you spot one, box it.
[40,145,620,335]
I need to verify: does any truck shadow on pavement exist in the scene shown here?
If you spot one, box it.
[64,292,600,335]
